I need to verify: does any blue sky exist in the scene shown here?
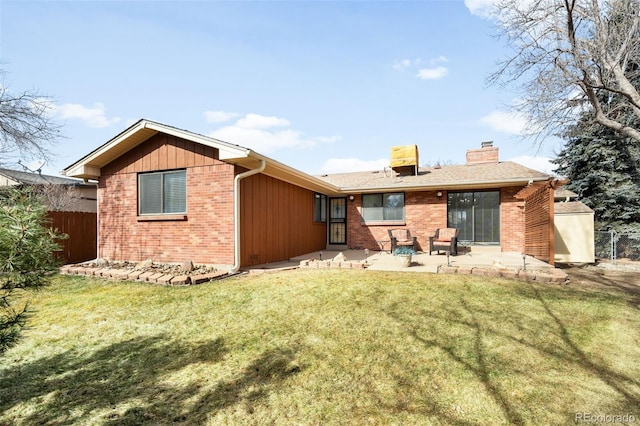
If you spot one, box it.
[1,0,561,177]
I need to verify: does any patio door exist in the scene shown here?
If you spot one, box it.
[329,197,347,245]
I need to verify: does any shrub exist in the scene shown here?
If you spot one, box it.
[0,187,63,354]
[393,246,416,256]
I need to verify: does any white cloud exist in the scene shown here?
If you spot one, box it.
[393,59,412,71]
[416,66,449,80]
[209,113,340,154]
[479,110,530,135]
[394,58,449,80]
[236,113,290,129]
[204,110,240,123]
[320,157,389,174]
[51,102,120,128]
[509,155,558,176]
[464,0,498,18]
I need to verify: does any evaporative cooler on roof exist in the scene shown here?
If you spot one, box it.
[390,145,419,176]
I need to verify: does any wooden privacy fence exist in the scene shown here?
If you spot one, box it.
[515,180,557,265]
[47,211,97,264]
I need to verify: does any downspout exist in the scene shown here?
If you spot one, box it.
[229,159,266,274]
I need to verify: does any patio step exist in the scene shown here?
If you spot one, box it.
[325,244,348,251]
[464,245,501,254]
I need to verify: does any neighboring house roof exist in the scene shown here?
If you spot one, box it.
[0,167,93,187]
[317,162,550,193]
[554,189,578,201]
[63,118,551,194]
[554,201,594,214]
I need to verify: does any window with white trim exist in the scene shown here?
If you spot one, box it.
[138,169,187,215]
[361,193,404,222]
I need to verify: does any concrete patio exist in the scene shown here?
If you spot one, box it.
[246,246,557,274]
[60,246,567,284]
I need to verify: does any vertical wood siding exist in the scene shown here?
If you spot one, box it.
[101,133,219,175]
[240,173,327,266]
[48,211,97,264]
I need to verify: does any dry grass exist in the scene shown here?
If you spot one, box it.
[1,269,639,425]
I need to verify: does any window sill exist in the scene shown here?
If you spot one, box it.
[137,214,187,222]
[360,221,406,226]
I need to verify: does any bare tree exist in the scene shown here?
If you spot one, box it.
[0,71,61,164]
[35,183,81,212]
[488,0,640,142]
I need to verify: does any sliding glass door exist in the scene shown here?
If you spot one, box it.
[447,191,500,244]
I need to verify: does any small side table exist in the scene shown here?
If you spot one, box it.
[377,239,391,253]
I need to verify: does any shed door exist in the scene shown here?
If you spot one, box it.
[329,197,347,245]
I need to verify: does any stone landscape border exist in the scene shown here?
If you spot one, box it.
[436,264,569,283]
[59,258,569,284]
[59,264,230,285]
[298,259,367,269]
[299,258,569,283]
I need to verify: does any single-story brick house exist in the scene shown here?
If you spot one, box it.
[63,119,561,271]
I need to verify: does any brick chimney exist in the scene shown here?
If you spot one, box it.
[466,141,499,165]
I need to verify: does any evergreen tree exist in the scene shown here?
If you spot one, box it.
[554,116,640,232]
[0,188,63,353]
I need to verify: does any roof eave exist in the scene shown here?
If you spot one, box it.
[62,119,340,194]
[338,176,550,193]
[62,119,251,180]
[239,152,341,195]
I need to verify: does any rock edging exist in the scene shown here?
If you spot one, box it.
[59,261,230,285]
[298,259,368,269]
[437,264,569,283]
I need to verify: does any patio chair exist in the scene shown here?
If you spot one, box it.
[388,229,417,253]
[429,228,459,255]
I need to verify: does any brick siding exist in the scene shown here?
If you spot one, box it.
[346,187,526,253]
[466,146,499,165]
[98,162,236,265]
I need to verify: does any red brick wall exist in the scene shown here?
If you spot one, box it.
[346,187,526,253]
[98,162,236,265]
[466,147,499,165]
[500,187,526,252]
[97,133,327,267]
[346,191,445,252]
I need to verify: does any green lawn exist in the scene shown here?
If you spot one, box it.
[1,270,639,425]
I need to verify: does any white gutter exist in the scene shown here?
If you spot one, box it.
[229,158,266,274]
[338,176,551,193]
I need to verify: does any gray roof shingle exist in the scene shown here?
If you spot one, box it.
[316,161,550,192]
[554,201,594,214]
[0,167,92,186]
